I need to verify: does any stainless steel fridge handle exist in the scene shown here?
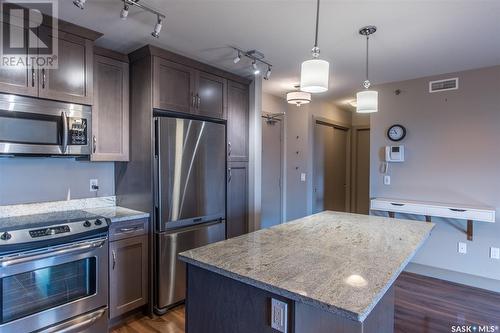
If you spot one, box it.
[41,307,106,333]
[112,250,116,270]
[228,141,232,156]
[41,68,46,88]
[93,135,97,153]
[31,68,35,87]
[61,111,68,154]
[228,167,232,183]
[0,237,107,267]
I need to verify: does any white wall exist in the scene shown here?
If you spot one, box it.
[370,65,500,288]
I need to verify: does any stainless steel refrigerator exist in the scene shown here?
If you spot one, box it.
[153,114,226,314]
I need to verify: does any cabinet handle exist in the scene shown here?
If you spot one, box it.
[228,167,232,183]
[197,94,201,108]
[450,208,467,212]
[112,250,116,270]
[118,226,139,233]
[228,142,231,156]
[390,203,405,206]
[31,68,35,87]
[191,93,196,107]
[92,135,97,153]
[41,68,46,89]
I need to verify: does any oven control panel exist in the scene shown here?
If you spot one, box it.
[68,118,88,145]
[30,225,71,238]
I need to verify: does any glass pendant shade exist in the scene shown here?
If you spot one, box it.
[287,91,311,106]
[356,90,378,113]
[300,59,329,93]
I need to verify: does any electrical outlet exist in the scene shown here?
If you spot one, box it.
[271,298,287,333]
[384,175,391,185]
[458,242,467,254]
[90,179,99,192]
[490,247,500,259]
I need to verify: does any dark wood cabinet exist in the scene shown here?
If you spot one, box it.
[38,30,93,105]
[153,57,196,113]
[92,52,129,161]
[196,71,226,119]
[227,80,249,162]
[109,233,148,319]
[227,162,249,238]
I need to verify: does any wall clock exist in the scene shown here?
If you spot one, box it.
[387,124,406,142]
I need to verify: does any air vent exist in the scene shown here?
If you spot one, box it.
[429,77,459,93]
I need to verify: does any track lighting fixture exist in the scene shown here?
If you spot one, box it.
[151,15,163,38]
[264,66,272,80]
[233,51,241,64]
[230,47,273,79]
[73,0,86,10]
[120,3,129,19]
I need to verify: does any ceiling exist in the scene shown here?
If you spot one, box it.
[59,0,500,102]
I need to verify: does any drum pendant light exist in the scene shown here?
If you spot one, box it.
[300,0,329,93]
[356,26,378,113]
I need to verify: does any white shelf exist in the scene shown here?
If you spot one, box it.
[370,198,496,241]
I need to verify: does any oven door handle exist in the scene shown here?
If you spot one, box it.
[0,237,107,267]
[41,307,107,333]
[61,111,68,154]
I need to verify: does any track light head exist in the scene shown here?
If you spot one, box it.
[73,0,86,9]
[264,66,272,80]
[233,51,241,64]
[120,3,129,20]
[252,60,260,75]
[151,16,163,38]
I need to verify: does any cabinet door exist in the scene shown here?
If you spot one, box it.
[153,57,196,113]
[195,71,226,119]
[227,81,249,161]
[0,22,38,96]
[227,162,248,238]
[91,55,129,161]
[38,29,93,105]
[109,235,148,318]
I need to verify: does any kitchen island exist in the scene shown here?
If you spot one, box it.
[179,211,434,333]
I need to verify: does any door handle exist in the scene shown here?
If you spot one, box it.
[42,68,46,89]
[93,135,97,153]
[61,111,68,154]
[228,142,232,156]
[31,68,35,87]
[228,167,232,183]
[112,250,116,270]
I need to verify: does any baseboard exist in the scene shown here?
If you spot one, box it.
[404,262,500,293]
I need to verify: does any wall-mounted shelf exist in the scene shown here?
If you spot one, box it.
[370,198,496,241]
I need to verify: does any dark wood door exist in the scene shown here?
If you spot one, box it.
[195,71,226,119]
[153,57,196,113]
[0,22,38,96]
[227,81,249,161]
[227,162,248,238]
[38,29,93,105]
[92,55,129,161]
[109,235,148,319]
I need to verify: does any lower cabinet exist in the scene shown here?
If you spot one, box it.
[227,162,249,238]
[109,226,148,319]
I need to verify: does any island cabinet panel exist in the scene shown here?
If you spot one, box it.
[227,80,249,161]
[294,287,394,333]
[0,23,38,96]
[196,71,226,119]
[153,57,196,113]
[38,28,94,105]
[186,264,294,333]
[227,162,248,238]
[92,54,129,161]
[109,233,148,319]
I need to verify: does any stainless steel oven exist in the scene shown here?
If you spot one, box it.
[0,234,108,333]
[0,93,91,156]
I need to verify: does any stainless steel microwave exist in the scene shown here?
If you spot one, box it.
[0,93,91,156]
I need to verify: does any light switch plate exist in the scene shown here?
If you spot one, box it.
[458,242,467,254]
[271,298,287,332]
[384,175,391,185]
[300,173,306,182]
[490,247,500,259]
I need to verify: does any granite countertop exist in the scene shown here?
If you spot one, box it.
[179,211,435,322]
[85,206,149,223]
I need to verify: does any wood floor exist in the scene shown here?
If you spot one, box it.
[112,272,500,333]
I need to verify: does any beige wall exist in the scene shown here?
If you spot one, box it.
[370,65,500,286]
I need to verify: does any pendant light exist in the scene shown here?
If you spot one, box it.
[356,26,378,113]
[287,91,312,106]
[300,0,329,93]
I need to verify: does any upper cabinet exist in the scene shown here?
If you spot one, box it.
[92,50,129,161]
[38,29,94,105]
[152,55,227,119]
[227,80,249,161]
